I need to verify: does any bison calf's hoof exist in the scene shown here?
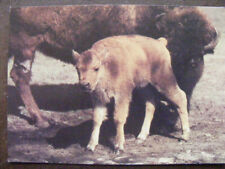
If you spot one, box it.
[136,138,146,144]
[85,147,95,153]
[137,132,149,142]
[181,130,190,141]
[114,148,125,155]
[114,142,125,154]
[86,142,97,152]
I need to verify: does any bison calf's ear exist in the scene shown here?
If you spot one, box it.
[72,50,81,64]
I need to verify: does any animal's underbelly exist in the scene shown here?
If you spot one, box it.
[135,79,149,88]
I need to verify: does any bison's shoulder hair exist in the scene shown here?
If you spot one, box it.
[157,7,217,58]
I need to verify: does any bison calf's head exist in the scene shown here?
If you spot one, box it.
[72,50,104,91]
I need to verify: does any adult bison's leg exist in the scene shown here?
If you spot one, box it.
[181,57,204,111]
[137,99,155,142]
[87,106,107,151]
[10,34,49,128]
[113,96,130,153]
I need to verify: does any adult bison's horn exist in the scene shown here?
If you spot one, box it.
[72,50,81,64]
[204,28,219,54]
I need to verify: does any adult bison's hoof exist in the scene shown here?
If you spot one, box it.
[35,118,50,128]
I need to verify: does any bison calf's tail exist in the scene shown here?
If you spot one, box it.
[158,37,168,46]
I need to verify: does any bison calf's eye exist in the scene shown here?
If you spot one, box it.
[94,68,99,72]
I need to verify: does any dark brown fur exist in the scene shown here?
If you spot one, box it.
[107,60,119,78]
[82,51,93,65]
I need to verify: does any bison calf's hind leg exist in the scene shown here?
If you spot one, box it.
[137,100,155,142]
[166,87,190,141]
[87,106,107,151]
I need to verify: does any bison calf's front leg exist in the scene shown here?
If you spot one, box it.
[87,106,107,151]
[113,98,130,153]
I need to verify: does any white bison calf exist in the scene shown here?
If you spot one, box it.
[72,35,190,152]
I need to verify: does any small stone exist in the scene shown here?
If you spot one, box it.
[114,156,128,161]
[158,157,174,164]
[80,160,95,164]
[201,152,215,159]
[204,133,212,137]
[177,152,199,162]
[97,157,104,161]
[102,160,117,164]
[186,150,191,153]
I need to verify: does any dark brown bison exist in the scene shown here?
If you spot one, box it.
[9,5,217,128]
[72,35,190,152]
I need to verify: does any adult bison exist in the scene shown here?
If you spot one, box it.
[9,5,217,128]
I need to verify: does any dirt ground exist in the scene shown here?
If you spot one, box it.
[7,7,225,164]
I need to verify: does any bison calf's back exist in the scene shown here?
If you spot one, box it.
[73,35,190,152]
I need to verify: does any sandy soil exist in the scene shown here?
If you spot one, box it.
[7,7,225,164]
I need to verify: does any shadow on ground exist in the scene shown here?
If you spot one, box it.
[8,84,179,150]
[8,84,92,113]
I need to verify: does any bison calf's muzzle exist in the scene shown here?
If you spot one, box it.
[73,35,190,152]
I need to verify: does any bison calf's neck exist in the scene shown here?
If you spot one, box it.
[73,35,190,152]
